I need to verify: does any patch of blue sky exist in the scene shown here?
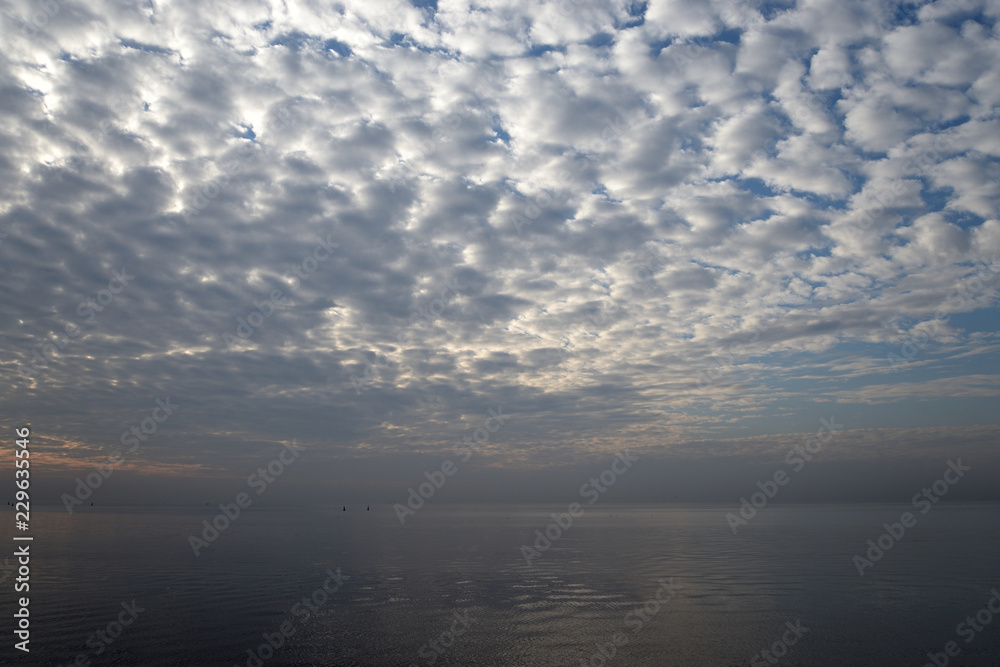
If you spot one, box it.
[323,38,352,58]
[933,114,973,131]
[591,184,624,204]
[795,247,833,262]
[616,1,647,30]
[730,177,778,198]
[785,188,851,210]
[941,209,987,231]
[931,6,996,31]
[119,38,173,55]
[526,44,566,57]
[919,179,953,213]
[756,0,797,22]
[269,31,312,51]
[886,2,922,29]
[236,125,256,142]
[383,32,459,58]
[490,114,511,144]
[944,308,1000,337]
[647,27,741,60]
[688,259,746,276]
[647,37,673,58]
[585,32,615,49]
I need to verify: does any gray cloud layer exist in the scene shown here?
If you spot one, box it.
[1,0,998,501]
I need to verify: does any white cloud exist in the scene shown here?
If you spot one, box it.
[1,0,999,474]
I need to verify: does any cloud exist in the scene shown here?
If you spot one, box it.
[0,0,998,499]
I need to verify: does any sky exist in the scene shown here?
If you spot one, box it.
[2,0,999,506]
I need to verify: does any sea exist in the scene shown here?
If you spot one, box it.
[2,503,999,666]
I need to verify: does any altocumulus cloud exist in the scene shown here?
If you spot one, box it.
[1,0,999,500]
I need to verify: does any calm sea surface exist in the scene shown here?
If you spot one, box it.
[2,503,999,666]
